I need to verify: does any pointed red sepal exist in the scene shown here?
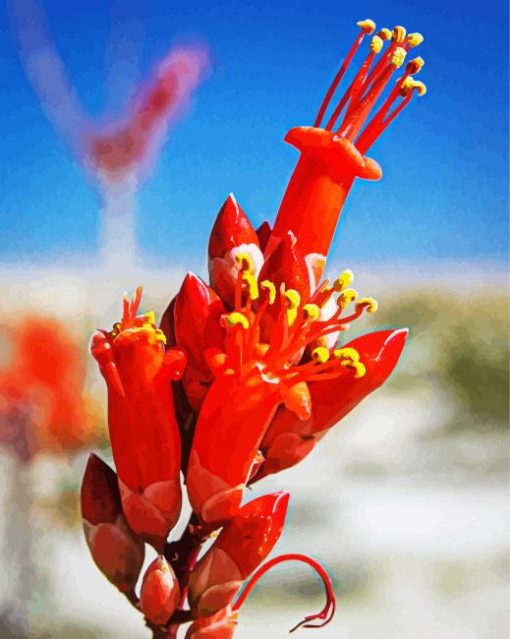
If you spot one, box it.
[140,555,180,626]
[186,371,281,524]
[185,608,237,639]
[208,194,259,260]
[188,492,289,617]
[232,553,336,632]
[256,221,272,253]
[259,231,312,299]
[259,328,408,477]
[173,272,226,409]
[81,454,145,593]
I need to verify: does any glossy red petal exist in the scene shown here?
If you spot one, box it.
[186,372,281,524]
[259,328,408,476]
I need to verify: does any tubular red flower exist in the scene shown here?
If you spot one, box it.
[90,287,186,548]
[188,492,289,617]
[259,328,408,478]
[81,453,145,593]
[267,21,426,260]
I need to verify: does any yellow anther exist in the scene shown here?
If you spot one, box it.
[260,280,276,305]
[378,28,392,41]
[242,273,259,300]
[356,297,378,313]
[357,19,376,34]
[154,328,167,345]
[111,321,121,336]
[209,530,220,539]
[333,269,354,292]
[235,252,254,273]
[285,289,301,326]
[303,303,320,321]
[284,289,301,309]
[334,347,361,363]
[312,347,331,364]
[391,47,407,69]
[370,35,384,54]
[143,311,156,326]
[408,32,424,47]
[226,312,250,329]
[406,56,425,74]
[337,288,358,308]
[352,361,367,378]
[392,25,407,43]
[412,80,427,96]
[400,77,427,96]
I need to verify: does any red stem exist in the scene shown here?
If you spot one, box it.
[232,553,336,632]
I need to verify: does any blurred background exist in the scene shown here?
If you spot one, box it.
[0,1,508,638]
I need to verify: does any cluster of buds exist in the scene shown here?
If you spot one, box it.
[82,19,424,638]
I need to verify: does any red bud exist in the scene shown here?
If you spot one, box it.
[208,194,259,260]
[140,555,180,626]
[81,454,145,592]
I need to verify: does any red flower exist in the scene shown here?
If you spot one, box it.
[266,21,425,262]
[90,287,186,548]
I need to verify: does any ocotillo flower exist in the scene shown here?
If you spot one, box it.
[81,453,145,593]
[266,20,426,264]
[188,492,289,617]
[90,287,186,548]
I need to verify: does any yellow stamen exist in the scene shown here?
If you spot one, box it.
[400,77,427,97]
[284,289,301,326]
[406,57,425,74]
[392,25,407,43]
[226,312,250,329]
[235,252,255,273]
[333,269,354,292]
[260,280,276,305]
[337,288,358,309]
[144,311,156,326]
[370,35,384,54]
[303,303,320,321]
[312,346,331,364]
[352,361,367,378]
[153,328,167,345]
[407,32,424,47]
[378,28,392,41]
[391,47,407,69]
[356,297,378,313]
[334,347,361,363]
[242,273,259,300]
[357,18,376,34]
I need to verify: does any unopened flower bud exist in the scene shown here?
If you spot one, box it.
[81,454,144,592]
[140,555,180,626]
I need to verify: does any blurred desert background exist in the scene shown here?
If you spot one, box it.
[0,0,508,637]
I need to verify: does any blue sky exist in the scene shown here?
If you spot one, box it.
[0,0,508,268]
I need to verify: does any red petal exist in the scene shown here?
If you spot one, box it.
[260,328,408,476]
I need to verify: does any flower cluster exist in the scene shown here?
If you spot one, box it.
[82,19,425,638]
